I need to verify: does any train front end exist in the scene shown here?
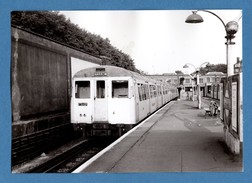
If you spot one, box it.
[71,66,136,137]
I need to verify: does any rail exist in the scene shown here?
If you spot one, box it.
[26,138,115,173]
[12,123,76,166]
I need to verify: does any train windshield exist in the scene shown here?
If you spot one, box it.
[112,80,128,98]
[75,81,90,98]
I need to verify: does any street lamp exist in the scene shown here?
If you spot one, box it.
[183,62,209,109]
[186,73,196,101]
[185,10,239,76]
[185,10,242,154]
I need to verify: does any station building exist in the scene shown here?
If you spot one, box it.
[147,71,226,101]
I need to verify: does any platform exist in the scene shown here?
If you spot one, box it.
[75,99,243,173]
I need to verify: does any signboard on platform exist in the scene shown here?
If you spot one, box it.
[232,82,238,132]
[219,83,223,120]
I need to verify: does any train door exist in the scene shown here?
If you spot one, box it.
[74,80,94,123]
[94,79,108,122]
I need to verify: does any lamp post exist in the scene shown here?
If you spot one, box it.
[183,62,209,109]
[182,71,196,101]
[185,10,239,77]
[188,73,195,101]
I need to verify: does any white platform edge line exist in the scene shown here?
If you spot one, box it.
[72,100,175,173]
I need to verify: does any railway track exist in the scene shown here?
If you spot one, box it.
[12,123,76,166]
[25,137,116,173]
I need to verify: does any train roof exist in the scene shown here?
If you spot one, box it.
[73,65,176,87]
[73,65,147,80]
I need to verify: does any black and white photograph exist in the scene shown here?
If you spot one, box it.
[2,0,252,182]
[10,9,243,173]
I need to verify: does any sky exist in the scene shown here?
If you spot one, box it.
[60,10,242,75]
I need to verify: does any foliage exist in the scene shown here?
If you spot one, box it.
[11,11,137,72]
[199,64,227,75]
[175,70,184,75]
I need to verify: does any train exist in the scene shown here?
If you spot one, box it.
[71,65,178,137]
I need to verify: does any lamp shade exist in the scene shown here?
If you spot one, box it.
[185,12,204,23]
[183,64,189,68]
[226,21,239,35]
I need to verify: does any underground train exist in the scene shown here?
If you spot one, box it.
[71,65,178,137]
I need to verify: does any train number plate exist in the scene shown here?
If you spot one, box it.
[78,102,88,106]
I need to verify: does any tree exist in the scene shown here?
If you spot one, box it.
[11,11,137,72]
[175,70,184,75]
[199,64,227,75]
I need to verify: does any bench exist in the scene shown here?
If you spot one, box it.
[204,107,212,118]
[204,101,219,118]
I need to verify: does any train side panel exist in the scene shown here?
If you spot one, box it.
[71,65,178,137]
[108,99,134,124]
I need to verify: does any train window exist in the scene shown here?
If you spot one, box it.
[138,84,143,101]
[142,84,147,100]
[145,85,150,99]
[150,85,153,98]
[112,80,128,98]
[153,86,157,97]
[151,85,154,98]
[158,86,162,95]
[150,85,157,98]
[75,81,90,98]
[96,80,105,98]
[138,84,149,101]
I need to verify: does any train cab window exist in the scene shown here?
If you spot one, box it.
[75,81,90,98]
[112,80,128,98]
[96,80,105,98]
